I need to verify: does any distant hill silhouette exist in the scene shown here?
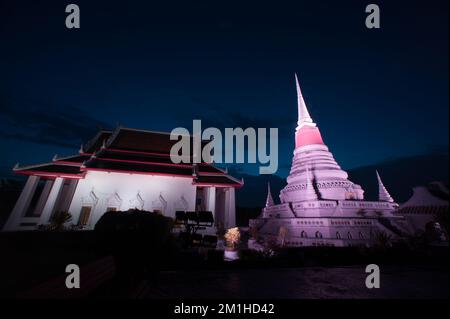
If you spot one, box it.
[348,152,449,203]
[235,151,449,209]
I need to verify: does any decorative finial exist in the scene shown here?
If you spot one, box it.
[79,144,84,154]
[52,154,58,161]
[376,170,394,203]
[295,73,316,130]
[192,164,198,177]
[13,163,20,170]
[265,182,275,207]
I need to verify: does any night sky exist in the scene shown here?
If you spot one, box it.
[0,0,448,178]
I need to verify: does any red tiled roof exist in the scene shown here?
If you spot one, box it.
[105,127,210,155]
[54,154,92,164]
[13,128,243,187]
[94,149,185,166]
[83,131,113,153]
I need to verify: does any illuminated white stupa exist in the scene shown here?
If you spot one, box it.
[250,75,410,247]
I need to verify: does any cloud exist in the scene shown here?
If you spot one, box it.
[0,96,111,149]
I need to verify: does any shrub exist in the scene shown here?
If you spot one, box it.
[94,209,175,279]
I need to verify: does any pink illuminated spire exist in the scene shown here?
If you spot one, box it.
[294,74,324,148]
[295,73,316,130]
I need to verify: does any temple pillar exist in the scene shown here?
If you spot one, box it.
[205,187,216,213]
[31,180,54,217]
[54,179,78,213]
[39,177,65,225]
[3,175,40,231]
[225,188,236,229]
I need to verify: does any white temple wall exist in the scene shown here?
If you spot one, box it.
[4,171,238,232]
[66,171,197,229]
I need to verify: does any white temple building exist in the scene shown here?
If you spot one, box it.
[3,128,242,232]
[250,74,411,247]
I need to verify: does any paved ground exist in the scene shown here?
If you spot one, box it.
[134,265,448,299]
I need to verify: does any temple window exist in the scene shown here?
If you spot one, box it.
[78,206,92,226]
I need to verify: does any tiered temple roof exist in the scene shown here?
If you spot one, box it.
[13,127,243,188]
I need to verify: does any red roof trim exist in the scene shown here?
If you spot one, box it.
[81,167,194,179]
[197,172,227,176]
[15,170,86,180]
[193,182,243,188]
[52,153,93,166]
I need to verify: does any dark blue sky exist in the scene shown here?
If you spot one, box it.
[0,0,448,177]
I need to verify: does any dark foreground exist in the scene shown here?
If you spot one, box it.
[1,231,448,299]
[91,265,448,299]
